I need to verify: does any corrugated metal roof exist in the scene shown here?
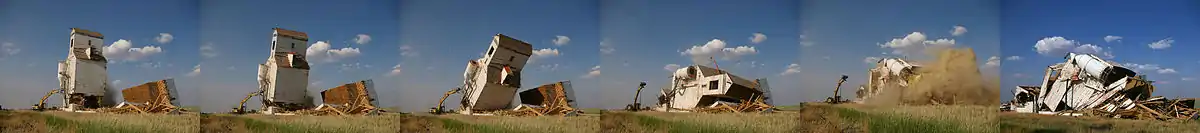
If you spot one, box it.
[273,28,309,41]
[71,28,104,39]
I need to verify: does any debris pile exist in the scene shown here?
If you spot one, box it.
[299,80,381,115]
[1006,53,1196,121]
[503,81,579,116]
[100,79,183,114]
[654,65,774,113]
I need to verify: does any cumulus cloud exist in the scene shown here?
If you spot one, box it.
[0,42,19,59]
[663,64,681,71]
[540,64,561,71]
[780,63,802,76]
[951,25,968,36]
[306,41,361,63]
[1006,56,1021,61]
[749,33,767,44]
[103,39,164,61]
[1157,68,1177,74]
[1104,35,1122,43]
[387,64,402,77]
[399,45,418,57]
[984,56,1000,68]
[582,65,600,78]
[600,40,615,54]
[339,63,371,72]
[200,43,217,58]
[680,39,758,63]
[1033,37,1112,58]
[529,48,560,63]
[186,65,201,77]
[552,35,571,46]
[1148,38,1173,49]
[879,32,956,56]
[353,34,372,45]
[156,33,174,44]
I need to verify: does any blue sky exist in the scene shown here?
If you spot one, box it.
[795,0,1002,103]
[1000,0,1200,101]
[0,0,201,109]
[199,0,400,112]
[601,0,800,109]
[396,0,599,112]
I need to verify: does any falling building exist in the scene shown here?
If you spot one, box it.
[256,28,314,114]
[57,28,114,112]
[856,58,920,103]
[655,65,771,112]
[457,34,532,114]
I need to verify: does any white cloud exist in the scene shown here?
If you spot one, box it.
[749,33,767,44]
[1148,38,1173,49]
[186,65,201,77]
[0,42,19,59]
[529,48,561,63]
[200,43,218,58]
[1182,77,1195,81]
[1013,73,1027,78]
[112,80,122,86]
[879,32,956,56]
[137,62,163,68]
[600,40,615,54]
[399,45,419,57]
[780,63,802,76]
[306,41,361,63]
[540,64,561,71]
[1103,35,1122,43]
[664,64,681,71]
[339,63,371,72]
[387,64,402,77]
[1122,63,1177,74]
[864,56,881,64]
[951,25,968,36]
[680,39,758,63]
[552,35,571,46]
[984,56,1000,68]
[103,39,164,61]
[1006,56,1022,61]
[353,34,372,45]
[799,35,814,47]
[582,65,600,78]
[155,33,174,44]
[1034,37,1112,58]
[1157,68,1177,74]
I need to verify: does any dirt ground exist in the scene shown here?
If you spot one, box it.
[0,111,48,133]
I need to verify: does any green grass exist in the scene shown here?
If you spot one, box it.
[833,107,973,133]
[436,117,524,133]
[38,113,147,133]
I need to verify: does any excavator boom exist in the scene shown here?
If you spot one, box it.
[429,88,460,114]
[232,90,264,114]
[33,89,62,111]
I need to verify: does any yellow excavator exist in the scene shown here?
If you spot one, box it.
[32,89,62,111]
[231,90,265,114]
[825,75,850,104]
[429,88,461,114]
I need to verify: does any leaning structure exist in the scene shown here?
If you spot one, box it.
[654,65,773,113]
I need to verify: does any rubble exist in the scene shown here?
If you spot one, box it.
[100,79,183,114]
[1006,53,1196,121]
[653,64,774,113]
[502,81,580,116]
[299,80,381,115]
[857,48,998,106]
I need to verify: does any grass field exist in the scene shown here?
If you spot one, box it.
[0,111,198,133]
[998,112,1200,133]
[601,103,999,133]
[198,112,599,133]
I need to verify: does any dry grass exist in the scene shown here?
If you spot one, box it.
[0,110,198,133]
[601,103,1000,133]
[438,114,600,133]
[999,112,1200,133]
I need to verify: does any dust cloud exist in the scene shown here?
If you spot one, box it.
[866,48,1000,106]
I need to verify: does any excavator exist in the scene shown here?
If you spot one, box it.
[825,75,850,104]
[624,82,647,111]
[429,88,461,114]
[32,89,62,111]
[231,90,265,114]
